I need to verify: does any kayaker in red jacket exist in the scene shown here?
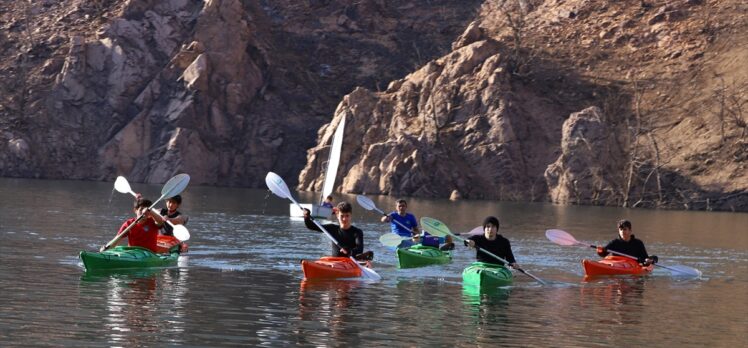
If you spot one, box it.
[303,202,373,261]
[108,198,165,253]
[596,220,658,265]
[464,216,519,268]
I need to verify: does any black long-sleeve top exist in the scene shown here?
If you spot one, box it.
[598,235,649,263]
[304,216,364,257]
[466,234,516,266]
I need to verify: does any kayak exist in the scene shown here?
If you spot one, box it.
[396,244,451,268]
[79,246,178,271]
[301,256,372,279]
[582,256,654,276]
[462,262,513,287]
[155,235,188,254]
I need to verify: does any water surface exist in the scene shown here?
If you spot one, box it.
[0,178,746,346]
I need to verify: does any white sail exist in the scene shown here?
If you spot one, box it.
[321,115,345,202]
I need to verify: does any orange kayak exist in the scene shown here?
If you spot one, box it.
[155,235,188,254]
[301,257,372,279]
[582,256,653,276]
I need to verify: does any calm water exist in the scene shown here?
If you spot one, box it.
[0,178,746,347]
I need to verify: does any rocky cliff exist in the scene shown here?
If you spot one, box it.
[1,0,746,211]
[298,0,748,211]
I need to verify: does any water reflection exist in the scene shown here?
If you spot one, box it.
[579,278,647,326]
[297,280,363,346]
[80,267,190,346]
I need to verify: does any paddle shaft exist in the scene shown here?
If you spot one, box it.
[451,232,546,284]
[103,191,170,250]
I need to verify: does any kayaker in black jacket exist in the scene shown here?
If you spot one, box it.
[464,216,518,268]
[303,202,373,261]
[597,219,658,265]
[159,194,188,236]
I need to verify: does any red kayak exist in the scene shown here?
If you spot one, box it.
[582,256,653,276]
[154,235,188,254]
[301,257,372,279]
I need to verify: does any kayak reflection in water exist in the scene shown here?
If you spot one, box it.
[104,198,165,253]
[464,216,519,269]
[303,202,374,261]
[596,220,658,266]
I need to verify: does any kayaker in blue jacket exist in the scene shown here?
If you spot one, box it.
[596,219,658,265]
[304,202,373,261]
[464,216,518,268]
[381,199,454,250]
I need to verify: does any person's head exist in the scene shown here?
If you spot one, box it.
[134,198,153,218]
[617,219,632,241]
[166,195,182,212]
[396,199,408,215]
[325,195,333,203]
[483,216,500,239]
[337,201,353,228]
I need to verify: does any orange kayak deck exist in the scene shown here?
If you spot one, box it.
[301,257,372,279]
[155,235,188,254]
[582,256,653,276]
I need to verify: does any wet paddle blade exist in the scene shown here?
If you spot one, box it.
[160,174,190,201]
[464,226,483,236]
[265,172,292,200]
[420,217,453,238]
[545,229,582,246]
[356,195,377,211]
[172,224,190,242]
[358,259,382,281]
[114,176,135,195]
[660,264,702,278]
[379,233,406,247]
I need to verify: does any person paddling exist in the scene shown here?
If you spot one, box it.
[103,198,165,252]
[303,202,373,261]
[159,194,188,236]
[381,199,420,248]
[464,216,518,268]
[597,220,658,266]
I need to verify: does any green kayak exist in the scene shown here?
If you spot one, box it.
[396,244,452,269]
[79,246,178,271]
[462,262,513,287]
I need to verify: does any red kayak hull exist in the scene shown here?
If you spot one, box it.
[301,257,371,279]
[155,235,188,254]
[582,256,653,276]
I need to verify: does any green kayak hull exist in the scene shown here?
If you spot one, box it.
[462,262,513,287]
[79,246,178,271]
[396,244,452,269]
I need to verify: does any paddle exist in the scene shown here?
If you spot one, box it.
[102,174,191,251]
[114,176,190,242]
[421,217,546,285]
[545,229,702,277]
[356,194,416,232]
[265,172,381,281]
[378,225,482,247]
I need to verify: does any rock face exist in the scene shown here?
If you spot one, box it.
[0,0,482,185]
[1,0,747,211]
[299,0,748,211]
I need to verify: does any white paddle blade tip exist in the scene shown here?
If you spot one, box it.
[545,229,579,246]
[355,195,375,211]
[667,265,702,278]
[265,172,291,199]
[173,225,190,242]
[114,176,134,195]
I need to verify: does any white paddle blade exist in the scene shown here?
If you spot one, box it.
[161,174,190,198]
[172,224,190,242]
[114,176,135,195]
[265,172,291,199]
[356,195,376,211]
[420,217,452,238]
[379,233,406,247]
[357,260,381,281]
[465,226,483,236]
[663,264,702,278]
[545,229,580,246]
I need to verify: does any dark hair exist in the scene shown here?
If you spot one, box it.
[326,195,333,201]
[396,199,407,205]
[337,201,352,213]
[135,199,153,209]
[483,216,500,229]
[617,219,632,230]
[167,195,182,204]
